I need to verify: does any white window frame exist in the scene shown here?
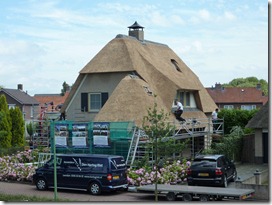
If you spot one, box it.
[241,105,256,110]
[8,104,16,109]
[224,105,234,109]
[89,93,101,112]
[176,91,196,108]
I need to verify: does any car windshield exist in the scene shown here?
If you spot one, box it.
[192,159,217,168]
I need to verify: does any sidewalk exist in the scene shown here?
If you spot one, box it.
[234,163,268,182]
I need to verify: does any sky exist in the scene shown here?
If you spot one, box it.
[0,0,269,96]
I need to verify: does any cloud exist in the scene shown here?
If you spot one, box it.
[199,9,211,21]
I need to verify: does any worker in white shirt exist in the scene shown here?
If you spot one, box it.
[212,108,219,132]
[174,99,185,122]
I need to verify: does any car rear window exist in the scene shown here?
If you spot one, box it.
[110,157,126,170]
[192,159,217,167]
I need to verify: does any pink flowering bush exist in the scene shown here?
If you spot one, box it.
[0,149,39,182]
[127,159,191,186]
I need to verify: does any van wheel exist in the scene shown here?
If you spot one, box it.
[89,182,101,195]
[36,178,48,191]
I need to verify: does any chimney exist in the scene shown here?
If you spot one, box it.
[256,83,261,90]
[215,83,221,90]
[17,84,23,91]
[128,21,144,41]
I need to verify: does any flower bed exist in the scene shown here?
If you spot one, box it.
[127,159,191,186]
[0,149,39,182]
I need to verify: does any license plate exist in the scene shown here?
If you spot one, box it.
[113,175,119,179]
[198,173,209,177]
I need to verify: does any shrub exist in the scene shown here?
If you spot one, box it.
[127,159,191,186]
[0,149,39,182]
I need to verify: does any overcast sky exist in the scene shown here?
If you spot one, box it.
[0,0,268,96]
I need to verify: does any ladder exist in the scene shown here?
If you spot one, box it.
[37,153,53,167]
[126,127,140,167]
[126,128,149,167]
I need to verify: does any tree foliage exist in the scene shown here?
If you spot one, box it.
[141,102,189,166]
[222,76,268,96]
[205,126,244,161]
[26,122,35,138]
[60,81,70,96]
[0,95,12,148]
[10,107,25,147]
[218,109,258,134]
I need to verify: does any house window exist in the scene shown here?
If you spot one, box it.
[241,105,256,110]
[224,105,234,110]
[171,59,182,72]
[176,91,196,108]
[81,92,108,112]
[8,104,16,109]
[89,93,101,111]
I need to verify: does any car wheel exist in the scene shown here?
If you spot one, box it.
[222,175,228,188]
[231,170,237,182]
[36,177,48,191]
[89,182,101,195]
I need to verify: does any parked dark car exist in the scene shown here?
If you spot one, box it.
[33,154,128,195]
[186,154,237,187]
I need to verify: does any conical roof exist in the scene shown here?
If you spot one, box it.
[128,21,144,29]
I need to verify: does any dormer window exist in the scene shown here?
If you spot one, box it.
[171,59,181,72]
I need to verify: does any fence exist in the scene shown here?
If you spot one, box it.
[49,121,135,159]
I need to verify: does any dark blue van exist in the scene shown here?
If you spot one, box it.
[33,154,128,195]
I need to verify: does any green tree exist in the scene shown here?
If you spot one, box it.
[218,109,258,134]
[26,122,35,139]
[222,76,268,95]
[0,112,12,148]
[141,102,188,164]
[0,95,12,148]
[208,126,244,161]
[10,107,25,147]
[60,81,70,96]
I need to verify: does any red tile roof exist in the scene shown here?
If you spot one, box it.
[206,87,268,104]
[34,92,69,110]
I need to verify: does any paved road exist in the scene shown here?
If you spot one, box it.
[0,181,162,202]
[0,163,268,202]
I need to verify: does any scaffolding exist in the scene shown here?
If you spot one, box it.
[126,117,224,167]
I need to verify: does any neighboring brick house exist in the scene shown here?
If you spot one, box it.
[33,92,69,120]
[0,84,39,122]
[206,83,268,110]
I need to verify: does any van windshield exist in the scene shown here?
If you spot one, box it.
[110,157,126,170]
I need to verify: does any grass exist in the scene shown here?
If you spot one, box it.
[0,193,72,202]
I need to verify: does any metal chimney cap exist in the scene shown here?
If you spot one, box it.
[128,21,144,29]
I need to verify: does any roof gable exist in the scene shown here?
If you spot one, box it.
[0,88,39,105]
[246,102,269,129]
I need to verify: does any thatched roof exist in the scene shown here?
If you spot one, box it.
[61,34,216,126]
[246,102,269,129]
